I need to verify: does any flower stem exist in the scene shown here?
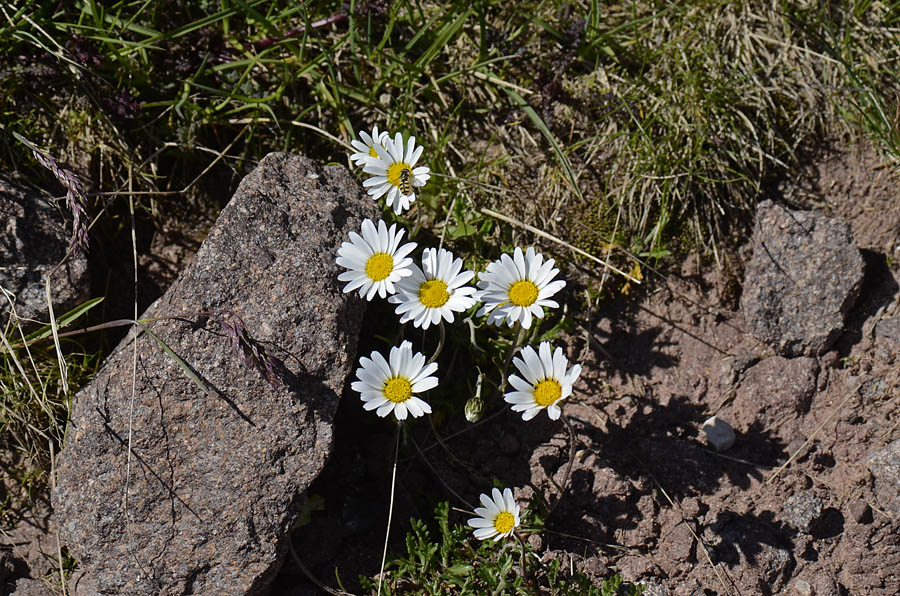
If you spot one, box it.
[515,532,535,590]
[426,320,446,364]
[548,413,577,517]
[377,422,402,596]
[498,322,525,394]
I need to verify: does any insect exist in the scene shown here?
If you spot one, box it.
[398,168,413,196]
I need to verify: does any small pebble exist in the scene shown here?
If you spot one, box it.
[820,351,840,369]
[784,439,810,463]
[782,490,824,534]
[701,416,735,452]
[812,576,840,596]
[639,580,670,596]
[792,578,813,596]
[849,499,872,524]
[681,496,702,518]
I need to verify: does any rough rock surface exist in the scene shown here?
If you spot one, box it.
[836,517,900,594]
[781,491,824,535]
[639,580,670,596]
[708,514,794,594]
[0,487,57,589]
[868,440,900,514]
[728,356,818,443]
[6,578,55,596]
[52,153,377,595]
[740,200,864,356]
[0,176,89,326]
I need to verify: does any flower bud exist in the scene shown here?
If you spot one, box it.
[464,395,483,423]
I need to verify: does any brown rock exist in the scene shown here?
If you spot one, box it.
[849,499,872,524]
[6,578,55,596]
[709,514,794,595]
[657,523,696,575]
[730,356,818,441]
[812,575,841,596]
[837,519,900,594]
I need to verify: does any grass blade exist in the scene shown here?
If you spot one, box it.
[23,297,105,343]
[499,85,584,202]
[135,322,214,398]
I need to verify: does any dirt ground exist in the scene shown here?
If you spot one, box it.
[284,141,900,596]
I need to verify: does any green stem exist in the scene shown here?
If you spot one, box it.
[498,322,525,395]
[515,531,535,590]
[426,320,446,364]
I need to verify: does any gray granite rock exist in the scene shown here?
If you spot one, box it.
[741,200,864,356]
[791,578,813,596]
[0,176,89,327]
[782,491,824,535]
[52,153,377,595]
[867,440,900,514]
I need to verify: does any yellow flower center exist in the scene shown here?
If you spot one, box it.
[365,253,394,281]
[383,376,412,403]
[508,280,539,307]
[419,279,450,308]
[494,511,515,534]
[387,162,414,187]
[533,378,562,407]
[369,146,379,158]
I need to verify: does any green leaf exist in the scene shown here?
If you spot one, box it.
[447,221,476,239]
[136,323,215,398]
[22,297,105,342]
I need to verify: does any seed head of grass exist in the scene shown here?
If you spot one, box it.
[25,140,90,257]
[213,311,280,389]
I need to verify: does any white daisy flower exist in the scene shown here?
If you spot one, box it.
[351,340,438,421]
[504,342,582,421]
[361,132,431,214]
[387,247,477,329]
[474,247,565,329]
[349,124,390,166]
[336,218,416,300]
[467,487,521,541]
